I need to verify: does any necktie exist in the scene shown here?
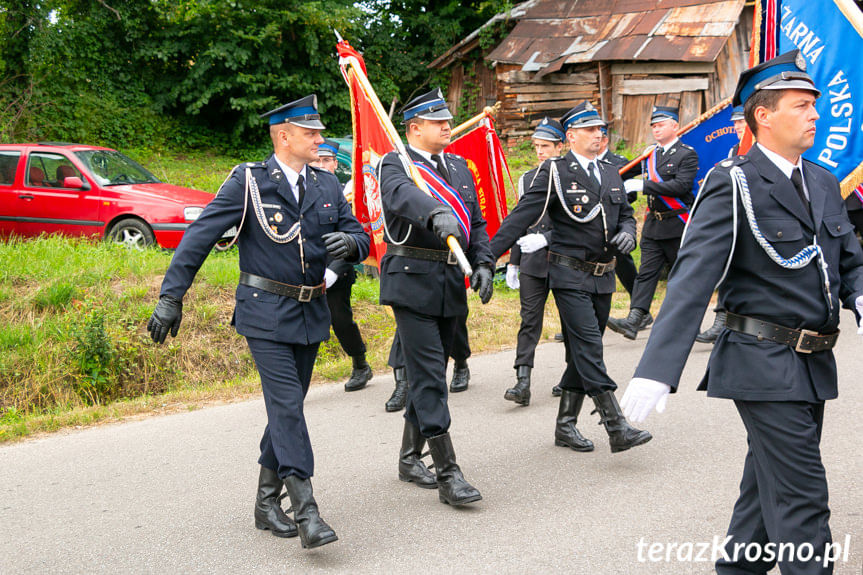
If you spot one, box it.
[790,168,808,209]
[587,161,600,191]
[297,174,306,207]
[434,154,451,184]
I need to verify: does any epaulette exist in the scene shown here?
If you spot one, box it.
[680,143,696,151]
[716,155,749,170]
[597,157,613,165]
[241,161,267,169]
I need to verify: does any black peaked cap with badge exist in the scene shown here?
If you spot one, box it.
[401,88,454,123]
[650,106,679,124]
[261,94,326,129]
[560,101,606,131]
[733,49,820,107]
[533,117,566,142]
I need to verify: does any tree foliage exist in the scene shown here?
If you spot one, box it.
[0,0,510,150]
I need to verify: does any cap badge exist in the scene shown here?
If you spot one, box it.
[795,51,806,71]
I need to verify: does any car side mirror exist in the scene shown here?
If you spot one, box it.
[63,176,88,190]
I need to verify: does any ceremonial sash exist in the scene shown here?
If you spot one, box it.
[413,161,471,241]
[647,147,690,224]
[854,184,863,205]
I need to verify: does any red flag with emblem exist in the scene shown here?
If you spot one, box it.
[445,117,511,238]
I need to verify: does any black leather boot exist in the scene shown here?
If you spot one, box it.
[695,310,727,344]
[638,313,654,330]
[591,391,652,453]
[385,367,408,412]
[450,360,470,393]
[427,433,482,506]
[551,384,562,397]
[554,391,594,452]
[283,476,338,549]
[344,354,372,391]
[607,308,647,340]
[254,466,298,538]
[504,365,531,406]
[398,420,437,489]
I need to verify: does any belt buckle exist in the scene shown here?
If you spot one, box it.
[592,262,605,276]
[447,250,457,265]
[794,329,817,354]
[298,285,313,303]
[654,211,663,221]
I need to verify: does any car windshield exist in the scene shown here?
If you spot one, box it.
[74,150,161,186]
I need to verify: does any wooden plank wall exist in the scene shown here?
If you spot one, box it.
[495,63,600,144]
[446,59,498,120]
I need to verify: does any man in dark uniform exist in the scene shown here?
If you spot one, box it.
[491,101,652,453]
[696,105,748,343]
[598,124,644,320]
[607,106,699,340]
[378,88,494,506]
[312,138,373,392]
[504,117,564,406]
[621,50,863,574]
[147,95,370,549]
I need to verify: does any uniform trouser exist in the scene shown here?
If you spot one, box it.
[514,272,550,368]
[246,337,321,480]
[614,250,638,296]
[326,276,366,357]
[716,401,832,575]
[391,306,457,438]
[389,314,468,369]
[630,236,681,313]
[551,288,616,395]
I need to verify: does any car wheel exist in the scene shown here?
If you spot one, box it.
[107,218,155,249]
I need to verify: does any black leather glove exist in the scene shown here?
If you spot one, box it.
[429,207,464,249]
[470,265,494,304]
[147,295,183,344]
[322,231,358,260]
[626,191,638,204]
[610,231,636,255]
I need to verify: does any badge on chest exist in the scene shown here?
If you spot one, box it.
[568,183,591,213]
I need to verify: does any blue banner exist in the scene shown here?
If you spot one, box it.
[680,103,739,196]
[777,0,863,194]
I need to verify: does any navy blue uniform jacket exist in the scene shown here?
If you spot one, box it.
[378,148,494,317]
[634,146,863,402]
[160,155,370,345]
[491,151,636,294]
[642,143,699,240]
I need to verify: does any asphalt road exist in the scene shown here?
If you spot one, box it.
[2,311,861,575]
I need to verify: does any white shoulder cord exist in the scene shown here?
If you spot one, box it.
[376,154,415,246]
[549,159,608,243]
[214,167,247,252]
[682,166,832,311]
[246,168,305,268]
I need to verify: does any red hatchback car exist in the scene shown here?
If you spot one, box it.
[0,143,234,249]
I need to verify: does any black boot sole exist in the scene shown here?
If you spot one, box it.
[610,433,653,453]
[385,403,406,412]
[439,493,482,506]
[255,520,298,538]
[300,533,339,549]
[554,439,595,452]
[503,390,529,406]
[398,474,438,489]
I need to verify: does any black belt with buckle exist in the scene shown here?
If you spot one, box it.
[650,207,689,221]
[386,243,458,265]
[239,272,326,303]
[725,312,839,354]
[548,252,616,276]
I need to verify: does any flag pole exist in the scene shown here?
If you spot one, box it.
[335,31,473,277]
[618,97,733,176]
[451,102,501,138]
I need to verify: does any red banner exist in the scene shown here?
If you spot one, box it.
[445,118,510,239]
[338,41,396,267]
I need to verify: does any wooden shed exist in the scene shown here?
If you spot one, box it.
[431,0,753,150]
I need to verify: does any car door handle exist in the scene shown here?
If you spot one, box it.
[18,194,34,200]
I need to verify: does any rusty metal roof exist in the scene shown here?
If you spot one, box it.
[486,0,745,68]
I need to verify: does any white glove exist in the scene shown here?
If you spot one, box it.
[516,233,548,254]
[342,179,354,203]
[856,295,863,335]
[624,179,644,193]
[621,378,671,423]
[324,268,338,289]
[506,264,520,290]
